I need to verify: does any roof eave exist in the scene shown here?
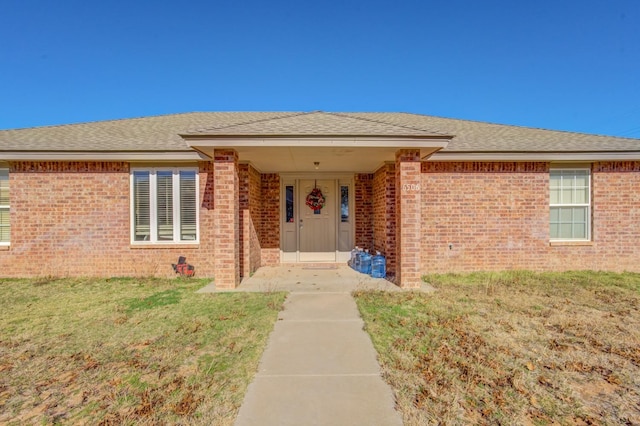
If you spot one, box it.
[181,135,452,148]
[0,151,209,161]
[428,151,640,161]
[180,133,452,139]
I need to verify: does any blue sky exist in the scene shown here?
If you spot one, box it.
[1,0,639,137]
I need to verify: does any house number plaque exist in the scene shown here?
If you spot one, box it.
[402,184,421,192]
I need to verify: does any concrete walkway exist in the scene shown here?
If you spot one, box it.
[197,264,407,293]
[220,266,404,425]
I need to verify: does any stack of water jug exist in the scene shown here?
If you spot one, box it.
[348,246,386,278]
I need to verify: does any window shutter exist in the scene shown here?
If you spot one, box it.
[179,171,197,240]
[133,171,151,241]
[156,171,174,241]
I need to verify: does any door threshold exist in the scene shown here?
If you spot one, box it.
[281,262,344,269]
[302,265,340,270]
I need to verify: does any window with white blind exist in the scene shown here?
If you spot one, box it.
[550,168,591,241]
[131,168,198,243]
[0,168,9,245]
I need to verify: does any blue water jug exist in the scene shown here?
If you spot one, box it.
[361,250,372,275]
[349,246,359,269]
[354,248,363,272]
[371,251,386,278]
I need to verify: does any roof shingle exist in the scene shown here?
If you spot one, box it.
[0,111,638,153]
[186,111,449,137]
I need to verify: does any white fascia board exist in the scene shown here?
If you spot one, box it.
[427,152,640,161]
[186,137,450,149]
[0,151,210,161]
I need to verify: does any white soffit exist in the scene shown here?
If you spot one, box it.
[185,136,449,147]
[186,136,449,173]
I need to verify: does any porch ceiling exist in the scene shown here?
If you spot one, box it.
[186,137,450,173]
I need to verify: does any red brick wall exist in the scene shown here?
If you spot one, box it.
[260,173,280,265]
[588,161,640,271]
[355,173,373,249]
[196,160,216,274]
[239,164,264,277]
[3,159,638,279]
[372,163,396,275]
[247,167,262,273]
[421,162,549,272]
[249,168,262,233]
[0,161,216,277]
[396,150,422,288]
[213,150,240,288]
[239,164,249,276]
[242,209,261,278]
[420,161,640,274]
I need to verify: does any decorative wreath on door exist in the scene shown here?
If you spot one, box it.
[305,185,326,212]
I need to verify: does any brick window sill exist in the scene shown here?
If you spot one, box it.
[549,241,594,247]
[130,243,200,249]
[0,245,9,251]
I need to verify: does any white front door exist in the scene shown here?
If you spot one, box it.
[299,179,336,262]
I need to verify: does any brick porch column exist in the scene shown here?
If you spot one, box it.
[395,149,422,289]
[213,150,240,289]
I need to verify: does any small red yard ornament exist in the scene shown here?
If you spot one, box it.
[172,256,195,277]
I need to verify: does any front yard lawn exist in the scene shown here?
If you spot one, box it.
[0,277,285,425]
[4,272,639,425]
[355,271,640,425]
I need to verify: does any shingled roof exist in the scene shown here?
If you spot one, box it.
[0,111,638,154]
[184,111,449,138]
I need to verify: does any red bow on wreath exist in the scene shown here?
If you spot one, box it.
[306,187,326,211]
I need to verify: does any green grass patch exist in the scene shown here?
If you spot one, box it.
[124,288,182,312]
[0,277,286,425]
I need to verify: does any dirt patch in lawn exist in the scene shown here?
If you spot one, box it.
[355,271,640,425]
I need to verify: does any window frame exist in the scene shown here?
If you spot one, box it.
[549,167,591,242]
[0,168,9,246]
[130,167,199,245]
[340,184,349,223]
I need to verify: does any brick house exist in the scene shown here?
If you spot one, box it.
[0,111,639,289]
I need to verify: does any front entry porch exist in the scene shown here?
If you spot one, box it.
[183,113,450,289]
[204,148,434,290]
[227,149,427,291]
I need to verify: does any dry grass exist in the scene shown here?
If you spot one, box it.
[354,271,640,426]
[0,277,286,425]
